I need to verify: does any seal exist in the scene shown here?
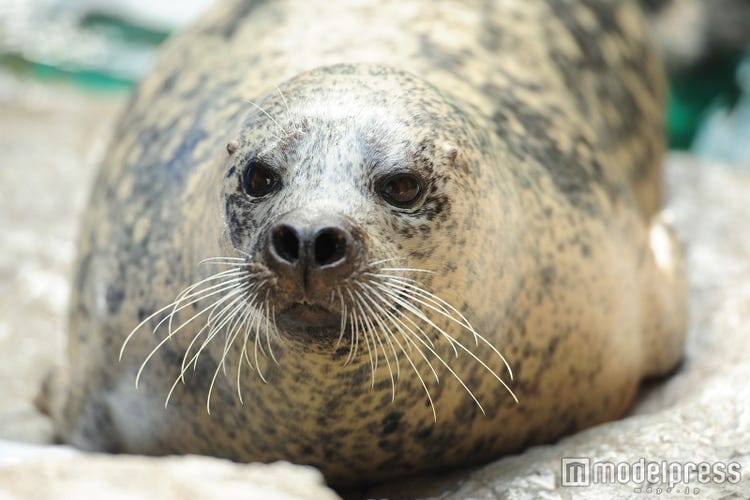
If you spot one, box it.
[43,0,688,486]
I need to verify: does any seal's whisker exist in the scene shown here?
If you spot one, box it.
[244,99,286,138]
[355,289,391,390]
[359,280,439,384]
[207,276,261,323]
[335,287,348,349]
[206,298,250,414]
[219,296,253,377]
[235,307,253,405]
[119,268,243,360]
[374,274,476,335]
[175,283,254,380]
[260,290,272,359]
[134,282,250,388]
[233,248,253,260]
[274,84,292,125]
[240,301,266,383]
[349,289,377,386]
[378,283,518,404]
[355,287,398,401]
[165,274,245,323]
[253,295,269,383]
[369,279,496,412]
[379,275,514,381]
[165,275,247,338]
[374,282,458,356]
[238,305,263,401]
[181,287,251,377]
[166,296,246,408]
[366,257,406,268]
[346,295,361,366]
[361,280,436,355]
[379,281,471,344]
[363,285,438,419]
[166,281,249,347]
[198,256,247,265]
[171,269,245,305]
[377,267,435,275]
[346,288,371,369]
[266,301,279,364]
[355,282,401,379]
[392,310,488,414]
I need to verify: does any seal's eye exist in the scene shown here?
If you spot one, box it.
[243,161,278,197]
[379,173,423,208]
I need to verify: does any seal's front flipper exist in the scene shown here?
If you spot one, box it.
[36,364,122,452]
[640,211,689,378]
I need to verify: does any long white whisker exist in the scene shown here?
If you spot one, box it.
[119,269,244,360]
[373,282,458,356]
[136,286,239,388]
[359,282,438,420]
[138,283,250,389]
[376,283,517,404]
[165,274,248,338]
[245,100,287,137]
[378,275,514,381]
[359,281,439,383]
[354,286,396,401]
[235,306,253,405]
[266,301,278,364]
[378,267,435,274]
[176,285,251,381]
[354,290,385,389]
[335,287,348,349]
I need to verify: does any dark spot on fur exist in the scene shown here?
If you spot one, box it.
[106,285,125,314]
[415,425,434,440]
[381,411,402,436]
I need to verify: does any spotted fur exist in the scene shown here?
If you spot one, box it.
[44,0,687,486]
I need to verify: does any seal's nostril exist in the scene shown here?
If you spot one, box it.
[271,224,300,264]
[314,228,348,267]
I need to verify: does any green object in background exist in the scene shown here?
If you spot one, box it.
[666,54,743,150]
[0,1,179,91]
[0,54,134,91]
[79,13,170,47]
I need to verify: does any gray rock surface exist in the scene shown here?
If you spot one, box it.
[1,71,749,497]
[0,441,337,499]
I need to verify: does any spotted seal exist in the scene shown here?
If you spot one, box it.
[44,0,688,486]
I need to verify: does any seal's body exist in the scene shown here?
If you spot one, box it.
[48,0,687,485]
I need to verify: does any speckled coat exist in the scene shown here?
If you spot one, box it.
[47,0,687,486]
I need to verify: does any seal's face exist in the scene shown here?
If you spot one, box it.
[223,83,447,331]
[206,65,515,412]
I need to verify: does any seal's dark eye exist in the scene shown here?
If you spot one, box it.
[243,161,278,197]
[379,173,423,208]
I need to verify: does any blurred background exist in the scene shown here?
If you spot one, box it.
[2,0,750,158]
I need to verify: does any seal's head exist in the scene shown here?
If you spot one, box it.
[194,64,519,409]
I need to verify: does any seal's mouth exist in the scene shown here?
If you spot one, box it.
[276,302,341,331]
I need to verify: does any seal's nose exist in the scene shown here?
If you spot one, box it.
[313,227,348,267]
[270,223,301,265]
[265,219,357,299]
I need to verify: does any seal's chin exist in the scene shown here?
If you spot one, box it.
[276,303,341,333]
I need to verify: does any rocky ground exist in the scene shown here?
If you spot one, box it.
[0,72,748,498]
